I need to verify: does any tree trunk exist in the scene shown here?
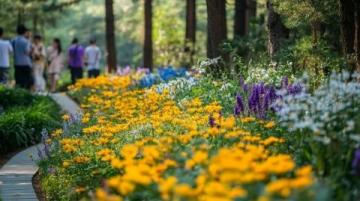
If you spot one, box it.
[247,0,257,18]
[267,1,289,58]
[339,0,355,56]
[105,0,117,73]
[311,20,322,47]
[354,0,360,72]
[206,0,227,59]
[185,0,196,65]
[144,0,153,71]
[234,0,248,38]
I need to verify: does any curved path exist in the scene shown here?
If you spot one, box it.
[0,93,81,201]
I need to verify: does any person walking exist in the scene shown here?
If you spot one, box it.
[85,39,101,78]
[12,24,32,89]
[47,38,64,92]
[68,38,84,84]
[31,34,46,93]
[0,27,13,85]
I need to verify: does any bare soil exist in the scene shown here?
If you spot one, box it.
[32,171,47,201]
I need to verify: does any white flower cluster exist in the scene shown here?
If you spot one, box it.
[155,77,197,99]
[246,67,294,86]
[275,72,360,144]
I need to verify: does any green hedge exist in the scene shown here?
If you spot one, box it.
[0,87,61,154]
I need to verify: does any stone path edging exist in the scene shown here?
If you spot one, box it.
[0,93,81,201]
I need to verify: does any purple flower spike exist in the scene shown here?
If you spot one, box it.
[352,148,360,175]
[236,94,244,112]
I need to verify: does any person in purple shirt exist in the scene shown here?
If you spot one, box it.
[68,38,84,84]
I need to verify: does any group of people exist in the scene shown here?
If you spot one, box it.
[0,24,101,93]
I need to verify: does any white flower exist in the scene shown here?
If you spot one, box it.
[274,72,360,144]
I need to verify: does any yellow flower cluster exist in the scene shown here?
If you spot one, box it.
[60,138,84,153]
[57,76,314,201]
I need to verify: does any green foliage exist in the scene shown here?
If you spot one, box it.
[275,37,345,89]
[153,0,185,67]
[0,87,61,153]
[272,0,338,28]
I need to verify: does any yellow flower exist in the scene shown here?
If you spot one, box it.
[62,160,70,168]
[62,114,70,121]
[265,179,291,197]
[264,121,276,129]
[95,189,123,201]
[51,129,63,137]
[221,116,236,129]
[240,117,256,123]
[296,165,312,177]
[291,176,313,189]
[159,176,177,200]
[174,184,196,197]
[117,181,135,195]
[121,144,138,159]
[75,187,86,193]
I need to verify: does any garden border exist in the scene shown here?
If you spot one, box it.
[0,93,81,201]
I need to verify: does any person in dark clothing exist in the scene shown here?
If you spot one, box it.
[12,24,32,89]
[68,38,85,84]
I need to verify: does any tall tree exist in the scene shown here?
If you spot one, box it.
[247,0,257,18]
[355,0,360,72]
[339,0,355,57]
[206,0,227,59]
[144,0,153,71]
[234,0,247,37]
[338,0,360,72]
[185,0,196,64]
[267,1,289,58]
[105,0,117,73]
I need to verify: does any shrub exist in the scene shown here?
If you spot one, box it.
[0,88,61,153]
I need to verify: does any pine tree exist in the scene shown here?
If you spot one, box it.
[144,0,153,71]
[185,0,196,65]
[267,1,289,57]
[105,0,118,73]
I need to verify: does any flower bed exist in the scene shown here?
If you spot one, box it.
[38,76,320,201]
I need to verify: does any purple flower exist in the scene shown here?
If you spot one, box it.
[248,84,261,114]
[234,94,244,116]
[47,167,56,174]
[287,83,303,95]
[41,129,51,158]
[281,76,289,89]
[352,148,360,175]
[208,115,215,127]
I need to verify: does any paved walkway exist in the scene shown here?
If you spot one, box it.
[0,93,80,201]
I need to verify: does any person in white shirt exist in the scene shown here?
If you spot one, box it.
[0,27,13,85]
[47,38,64,92]
[31,34,46,92]
[84,39,101,78]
